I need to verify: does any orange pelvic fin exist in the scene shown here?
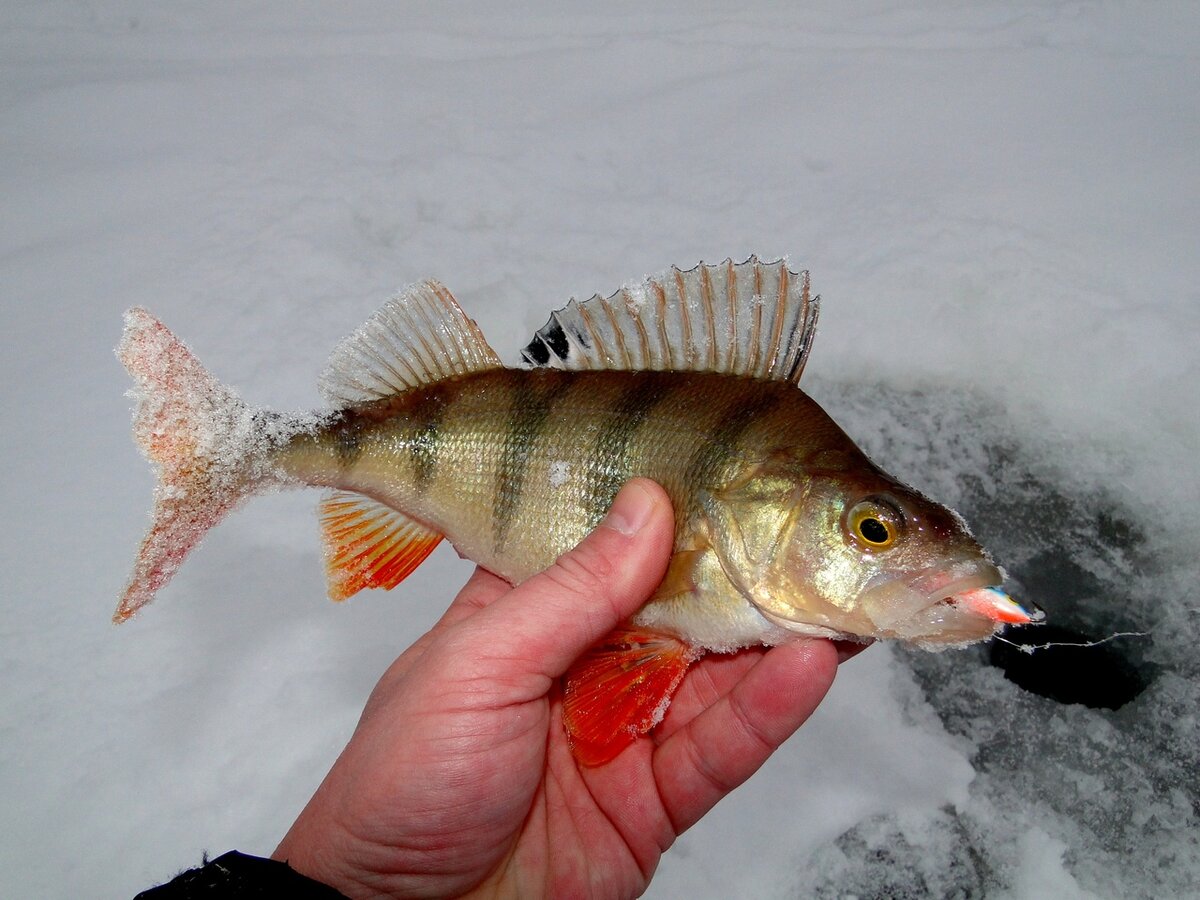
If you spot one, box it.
[319,491,443,601]
[563,625,697,766]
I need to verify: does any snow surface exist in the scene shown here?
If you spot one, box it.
[2,3,1197,898]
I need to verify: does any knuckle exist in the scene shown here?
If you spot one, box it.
[548,540,617,598]
[728,690,776,756]
[684,730,738,796]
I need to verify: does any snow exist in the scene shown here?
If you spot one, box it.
[2,3,1197,898]
[549,460,572,488]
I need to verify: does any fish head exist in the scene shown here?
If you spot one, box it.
[704,449,1040,647]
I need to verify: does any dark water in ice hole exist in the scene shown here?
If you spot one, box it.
[972,473,1152,711]
[792,382,1197,899]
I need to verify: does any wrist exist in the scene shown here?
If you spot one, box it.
[273,826,369,900]
[458,847,541,900]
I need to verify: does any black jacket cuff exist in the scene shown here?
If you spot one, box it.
[134,850,349,899]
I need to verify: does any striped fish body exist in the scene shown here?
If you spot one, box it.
[279,367,859,647]
[116,258,1039,764]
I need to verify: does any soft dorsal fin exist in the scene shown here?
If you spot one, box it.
[319,491,444,600]
[320,280,502,406]
[521,257,819,385]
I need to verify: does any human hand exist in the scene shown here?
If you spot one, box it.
[273,479,843,899]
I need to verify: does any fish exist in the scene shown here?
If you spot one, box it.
[115,256,1041,765]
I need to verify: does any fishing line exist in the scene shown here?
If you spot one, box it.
[992,630,1150,655]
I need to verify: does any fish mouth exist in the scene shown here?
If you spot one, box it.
[751,560,1043,646]
[910,560,1040,622]
[859,560,1043,644]
[933,581,1043,626]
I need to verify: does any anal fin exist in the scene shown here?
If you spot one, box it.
[319,491,443,601]
[563,625,697,766]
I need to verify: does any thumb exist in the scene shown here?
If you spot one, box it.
[470,478,675,678]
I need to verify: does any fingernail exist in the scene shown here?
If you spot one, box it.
[602,480,655,536]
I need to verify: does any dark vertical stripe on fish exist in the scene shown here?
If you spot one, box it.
[684,388,779,492]
[493,373,573,551]
[328,410,365,467]
[583,373,674,528]
[405,388,448,492]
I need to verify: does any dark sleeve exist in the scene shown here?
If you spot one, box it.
[133,850,350,899]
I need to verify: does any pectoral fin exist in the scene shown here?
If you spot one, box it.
[563,625,697,766]
[654,548,706,600]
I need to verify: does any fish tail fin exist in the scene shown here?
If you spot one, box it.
[115,308,291,623]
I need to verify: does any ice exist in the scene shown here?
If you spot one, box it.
[2,3,1197,899]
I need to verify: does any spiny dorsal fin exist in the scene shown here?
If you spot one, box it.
[320,280,502,406]
[521,257,819,385]
[319,491,443,600]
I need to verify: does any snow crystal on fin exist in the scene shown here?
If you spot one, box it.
[319,280,502,406]
[115,308,308,622]
[521,257,819,385]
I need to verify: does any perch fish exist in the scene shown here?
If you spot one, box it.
[116,257,1039,764]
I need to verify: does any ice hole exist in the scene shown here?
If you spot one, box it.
[988,623,1149,709]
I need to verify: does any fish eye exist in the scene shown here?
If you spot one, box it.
[845,498,903,550]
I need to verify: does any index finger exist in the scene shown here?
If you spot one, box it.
[435,566,512,630]
[651,638,838,833]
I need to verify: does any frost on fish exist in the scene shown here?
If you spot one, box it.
[115,308,322,623]
[116,256,1038,765]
